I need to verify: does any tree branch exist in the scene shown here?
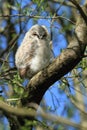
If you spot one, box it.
[48,0,76,8]
[0,100,36,118]
[69,0,87,24]
[21,4,87,106]
[0,14,75,24]
[0,100,87,129]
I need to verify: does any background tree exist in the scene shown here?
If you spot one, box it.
[0,0,87,130]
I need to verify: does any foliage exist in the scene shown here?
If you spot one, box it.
[0,0,87,130]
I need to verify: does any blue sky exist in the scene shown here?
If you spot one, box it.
[0,0,83,129]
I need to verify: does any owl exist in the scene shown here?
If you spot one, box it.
[15,25,53,79]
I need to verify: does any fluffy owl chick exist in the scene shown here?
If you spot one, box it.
[15,25,53,79]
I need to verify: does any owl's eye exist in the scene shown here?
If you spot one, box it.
[32,32,40,39]
[42,34,46,38]
[32,32,47,39]
[32,32,38,36]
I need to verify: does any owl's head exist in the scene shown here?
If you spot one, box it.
[28,24,50,40]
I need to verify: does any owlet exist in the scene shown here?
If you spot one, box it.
[15,25,53,79]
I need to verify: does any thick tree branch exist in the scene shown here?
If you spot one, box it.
[21,4,87,106]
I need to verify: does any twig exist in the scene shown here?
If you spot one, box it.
[48,0,76,8]
[69,0,87,24]
[0,14,75,24]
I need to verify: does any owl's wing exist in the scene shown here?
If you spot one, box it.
[22,40,38,66]
[16,39,38,78]
[19,49,34,78]
[16,38,38,67]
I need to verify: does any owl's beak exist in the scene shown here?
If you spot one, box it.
[39,35,43,39]
[35,33,42,39]
[36,33,44,39]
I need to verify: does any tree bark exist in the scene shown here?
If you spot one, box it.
[21,3,87,106]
